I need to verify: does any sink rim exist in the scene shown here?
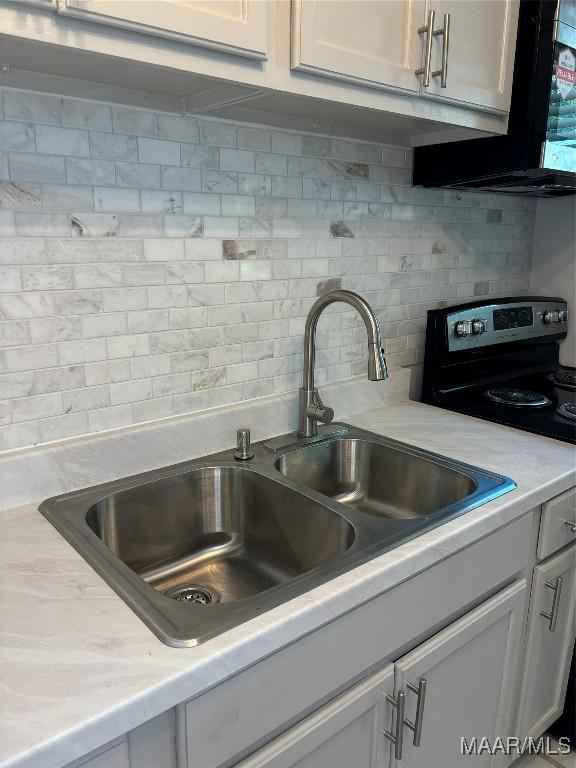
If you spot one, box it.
[40,423,516,647]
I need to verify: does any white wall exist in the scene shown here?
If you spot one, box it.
[530,197,576,366]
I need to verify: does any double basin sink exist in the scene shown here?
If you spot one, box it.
[41,424,515,646]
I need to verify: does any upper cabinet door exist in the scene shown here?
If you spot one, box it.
[423,0,520,111]
[391,580,527,768]
[59,1,269,60]
[517,543,576,740]
[291,0,426,92]
[9,0,57,6]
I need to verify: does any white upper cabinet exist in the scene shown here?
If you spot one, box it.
[9,0,57,6]
[422,0,520,111]
[291,0,426,92]
[292,0,519,113]
[58,1,269,59]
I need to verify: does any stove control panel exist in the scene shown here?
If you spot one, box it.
[447,300,568,351]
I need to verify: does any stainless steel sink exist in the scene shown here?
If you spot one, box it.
[41,424,515,647]
[276,438,477,519]
[86,466,354,603]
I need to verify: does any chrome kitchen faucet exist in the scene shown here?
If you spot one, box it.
[298,289,388,438]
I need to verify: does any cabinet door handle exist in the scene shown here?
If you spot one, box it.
[562,519,576,534]
[384,689,406,760]
[540,576,564,632]
[405,678,427,747]
[415,10,436,87]
[431,13,450,87]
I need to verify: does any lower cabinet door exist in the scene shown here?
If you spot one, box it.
[517,543,576,740]
[390,580,528,768]
[235,665,394,768]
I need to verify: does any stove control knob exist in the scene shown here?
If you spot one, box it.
[543,310,559,324]
[472,318,488,335]
[454,319,472,337]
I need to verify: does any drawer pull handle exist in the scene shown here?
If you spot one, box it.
[384,689,406,760]
[540,576,563,632]
[562,519,576,534]
[405,678,427,747]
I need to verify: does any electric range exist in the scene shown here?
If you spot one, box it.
[421,297,575,445]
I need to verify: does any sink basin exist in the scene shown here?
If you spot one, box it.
[276,438,477,519]
[87,466,354,604]
[41,424,515,646]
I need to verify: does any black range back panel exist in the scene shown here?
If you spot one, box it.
[413,0,576,197]
[421,296,568,404]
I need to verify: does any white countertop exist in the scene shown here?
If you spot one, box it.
[1,385,575,768]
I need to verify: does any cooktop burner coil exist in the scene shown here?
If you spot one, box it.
[483,387,552,408]
[550,369,576,390]
[557,402,576,422]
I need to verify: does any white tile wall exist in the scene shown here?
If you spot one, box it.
[0,88,536,451]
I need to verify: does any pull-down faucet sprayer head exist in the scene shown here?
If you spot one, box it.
[368,342,388,381]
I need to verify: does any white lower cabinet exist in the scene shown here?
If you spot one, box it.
[236,665,394,768]
[517,542,576,740]
[236,580,527,768]
[392,579,526,768]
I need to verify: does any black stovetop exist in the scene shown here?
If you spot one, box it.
[438,367,576,445]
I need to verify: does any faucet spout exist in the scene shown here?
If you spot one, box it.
[298,289,388,438]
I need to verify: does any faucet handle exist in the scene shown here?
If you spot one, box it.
[234,428,254,461]
[306,390,334,425]
[306,404,334,424]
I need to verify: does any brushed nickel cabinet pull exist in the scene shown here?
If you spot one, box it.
[540,576,564,632]
[405,678,427,746]
[384,689,406,760]
[415,10,436,87]
[431,12,450,87]
[562,519,576,534]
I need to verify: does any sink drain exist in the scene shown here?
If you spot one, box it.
[165,584,220,605]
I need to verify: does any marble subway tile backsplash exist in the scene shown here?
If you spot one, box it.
[0,88,535,451]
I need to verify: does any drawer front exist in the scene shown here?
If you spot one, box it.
[537,487,576,560]
[181,512,535,768]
